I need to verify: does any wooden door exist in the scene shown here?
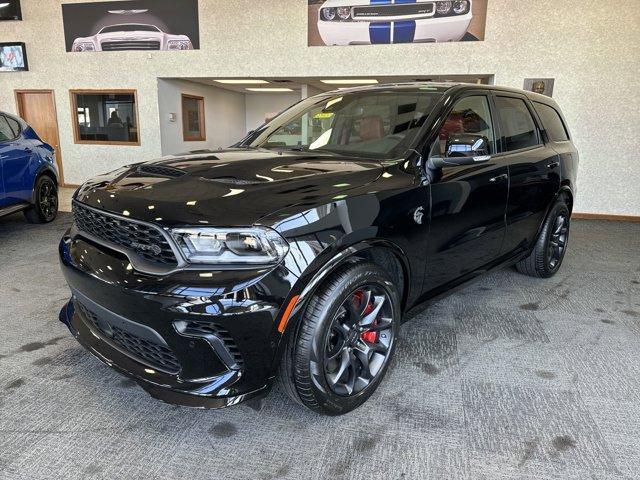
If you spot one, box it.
[15,90,65,185]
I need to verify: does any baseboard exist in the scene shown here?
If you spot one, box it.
[573,212,640,222]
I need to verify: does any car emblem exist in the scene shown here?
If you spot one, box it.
[131,242,162,256]
[413,207,425,225]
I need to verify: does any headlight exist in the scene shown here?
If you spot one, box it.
[73,42,96,52]
[171,227,289,265]
[167,40,192,50]
[452,0,470,14]
[436,1,452,15]
[336,6,351,20]
[321,7,336,21]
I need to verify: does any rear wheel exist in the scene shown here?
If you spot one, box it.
[280,262,400,415]
[24,175,58,224]
[516,200,570,278]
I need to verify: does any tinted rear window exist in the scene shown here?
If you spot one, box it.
[495,97,539,151]
[533,102,569,142]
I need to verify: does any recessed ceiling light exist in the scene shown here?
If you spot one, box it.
[214,79,269,85]
[0,3,10,8]
[246,88,294,92]
[320,79,379,85]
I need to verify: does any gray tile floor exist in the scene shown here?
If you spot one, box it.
[1,212,639,480]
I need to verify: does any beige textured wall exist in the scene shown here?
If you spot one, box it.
[1,0,639,215]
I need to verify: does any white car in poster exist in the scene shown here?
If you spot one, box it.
[71,23,193,52]
[317,0,473,45]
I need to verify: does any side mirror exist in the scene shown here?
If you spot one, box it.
[429,134,492,168]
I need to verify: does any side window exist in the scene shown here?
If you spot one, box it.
[437,96,494,155]
[533,102,569,142]
[495,97,539,151]
[0,115,17,142]
[5,116,21,138]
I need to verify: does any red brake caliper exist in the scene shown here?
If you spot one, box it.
[354,291,378,344]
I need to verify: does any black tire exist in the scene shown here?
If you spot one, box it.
[24,175,58,224]
[516,199,570,278]
[279,261,400,415]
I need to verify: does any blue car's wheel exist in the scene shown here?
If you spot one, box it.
[24,176,58,224]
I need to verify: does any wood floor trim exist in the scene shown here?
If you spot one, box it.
[573,213,640,223]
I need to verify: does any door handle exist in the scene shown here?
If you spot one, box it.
[547,161,559,169]
[489,173,508,183]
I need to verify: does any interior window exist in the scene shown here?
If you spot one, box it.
[495,97,539,151]
[71,91,139,145]
[533,102,569,142]
[182,94,206,141]
[0,115,17,142]
[437,96,494,155]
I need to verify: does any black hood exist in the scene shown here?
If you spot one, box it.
[75,149,383,227]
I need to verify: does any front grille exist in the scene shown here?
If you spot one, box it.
[101,41,160,51]
[76,302,181,374]
[73,201,178,266]
[353,3,435,20]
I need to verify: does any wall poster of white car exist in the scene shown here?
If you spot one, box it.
[308,0,487,46]
[62,0,199,52]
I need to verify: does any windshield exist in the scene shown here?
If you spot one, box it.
[249,89,445,159]
[99,24,160,33]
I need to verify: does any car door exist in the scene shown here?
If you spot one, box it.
[492,94,561,257]
[421,93,509,293]
[0,114,31,206]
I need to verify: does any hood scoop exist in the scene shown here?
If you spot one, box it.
[137,164,186,178]
[201,176,267,186]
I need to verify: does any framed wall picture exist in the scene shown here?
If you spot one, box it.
[0,1,22,21]
[524,78,555,97]
[0,42,28,72]
[308,0,488,46]
[62,0,200,53]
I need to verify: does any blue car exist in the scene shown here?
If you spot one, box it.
[0,111,59,223]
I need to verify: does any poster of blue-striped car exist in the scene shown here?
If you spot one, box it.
[308,0,487,46]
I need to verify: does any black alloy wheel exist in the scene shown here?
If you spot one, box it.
[547,212,569,270]
[279,261,400,415]
[516,199,571,278]
[324,285,394,396]
[24,176,59,224]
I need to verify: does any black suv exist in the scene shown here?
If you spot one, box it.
[59,83,578,415]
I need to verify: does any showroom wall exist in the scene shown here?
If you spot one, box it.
[157,79,246,155]
[0,0,639,215]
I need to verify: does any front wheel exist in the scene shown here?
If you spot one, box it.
[280,262,400,415]
[516,200,570,278]
[24,176,58,224]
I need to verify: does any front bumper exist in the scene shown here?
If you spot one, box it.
[58,227,299,408]
[318,13,472,45]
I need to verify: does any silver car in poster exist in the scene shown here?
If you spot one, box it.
[71,23,193,52]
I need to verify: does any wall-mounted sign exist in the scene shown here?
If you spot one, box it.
[308,0,487,46]
[62,0,199,52]
[0,42,28,72]
[524,78,555,98]
[0,1,22,21]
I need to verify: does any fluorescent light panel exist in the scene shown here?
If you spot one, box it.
[246,88,293,92]
[214,79,269,85]
[320,79,379,85]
